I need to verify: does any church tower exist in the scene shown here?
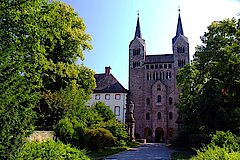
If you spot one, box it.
[128,10,189,142]
[172,9,189,69]
[128,14,146,138]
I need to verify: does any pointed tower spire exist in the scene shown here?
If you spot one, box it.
[134,13,142,39]
[172,9,186,44]
[176,9,184,36]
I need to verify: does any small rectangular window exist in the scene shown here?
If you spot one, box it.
[105,94,110,100]
[114,106,120,116]
[151,65,154,69]
[168,64,172,68]
[95,94,100,100]
[146,65,149,69]
[115,94,121,100]
[164,64,167,68]
[159,64,163,68]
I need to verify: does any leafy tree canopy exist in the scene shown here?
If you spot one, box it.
[33,1,96,130]
[91,101,116,122]
[0,0,95,158]
[177,18,240,134]
[0,0,48,158]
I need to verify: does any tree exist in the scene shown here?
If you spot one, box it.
[0,0,48,158]
[177,18,240,134]
[0,0,95,158]
[32,1,96,130]
[91,101,116,122]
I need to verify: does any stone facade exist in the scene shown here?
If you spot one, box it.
[128,11,189,142]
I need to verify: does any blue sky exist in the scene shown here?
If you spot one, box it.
[61,0,240,89]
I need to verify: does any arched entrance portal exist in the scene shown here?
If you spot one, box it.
[155,127,164,142]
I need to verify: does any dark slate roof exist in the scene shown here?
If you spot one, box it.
[172,11,185,44]
[145,54,174,63]
[134,15,142,39]
[176,12,184,37]
[93,73,127,93]
[129,37,145,47]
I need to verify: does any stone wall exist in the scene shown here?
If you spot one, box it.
[27,131,55,142]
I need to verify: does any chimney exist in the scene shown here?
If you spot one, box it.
[105,66,111,75]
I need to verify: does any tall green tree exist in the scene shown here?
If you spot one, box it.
[0,0,95,158]
[177,18,240,134]
[0,0,48,159]
[33,1,96,130]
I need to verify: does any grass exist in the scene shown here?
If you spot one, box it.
[168,144,196,160]
[89,141,140,160]
[171,151,195,160]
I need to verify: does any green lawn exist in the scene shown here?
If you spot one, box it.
[89,141,140,160]
[171,151,195,160]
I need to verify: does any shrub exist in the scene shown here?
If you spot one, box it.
[54,116,85,147]
[191,131,240,160]
[16,140,90,160]
[191,145,240,160]
[91,102,115,122]
[210,131,240,152]
[84,128,116,151]
[102,119,128,141]
[115,140,127,147]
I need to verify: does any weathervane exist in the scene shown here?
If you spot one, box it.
[137,10,140,16]
[178,5,180,12]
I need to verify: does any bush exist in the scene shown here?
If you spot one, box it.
[191,145,240,160]
[191,131,240,160]
[91,102,115,122]
[84,128,116,151]
[210,131,240,152]
[115,140,127,147]
[54,116,85,147]
[102,119,128,141]
[16,140,90,160]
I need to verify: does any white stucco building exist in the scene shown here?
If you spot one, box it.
[87,67,128,123]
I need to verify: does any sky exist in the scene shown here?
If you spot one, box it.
[61,0,240,89]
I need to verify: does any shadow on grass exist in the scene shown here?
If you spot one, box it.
[89,141,140,160]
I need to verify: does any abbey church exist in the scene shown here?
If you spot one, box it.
[128,10,189,142]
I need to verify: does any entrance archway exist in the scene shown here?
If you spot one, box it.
[155,127,164,142]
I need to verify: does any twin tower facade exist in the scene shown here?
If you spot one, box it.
[128,11,189,142]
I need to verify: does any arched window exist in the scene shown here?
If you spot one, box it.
[146,113,150,120]
[148,129,152,136]
[146,72,150,80]
[157,112,161,119]
[169,97,173,105]
[157,95,161,103]
[169,112,173,120]
[177,46,185,53]
[144,128,152,137]
[146,98,150,105]
[133,48,141,56]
